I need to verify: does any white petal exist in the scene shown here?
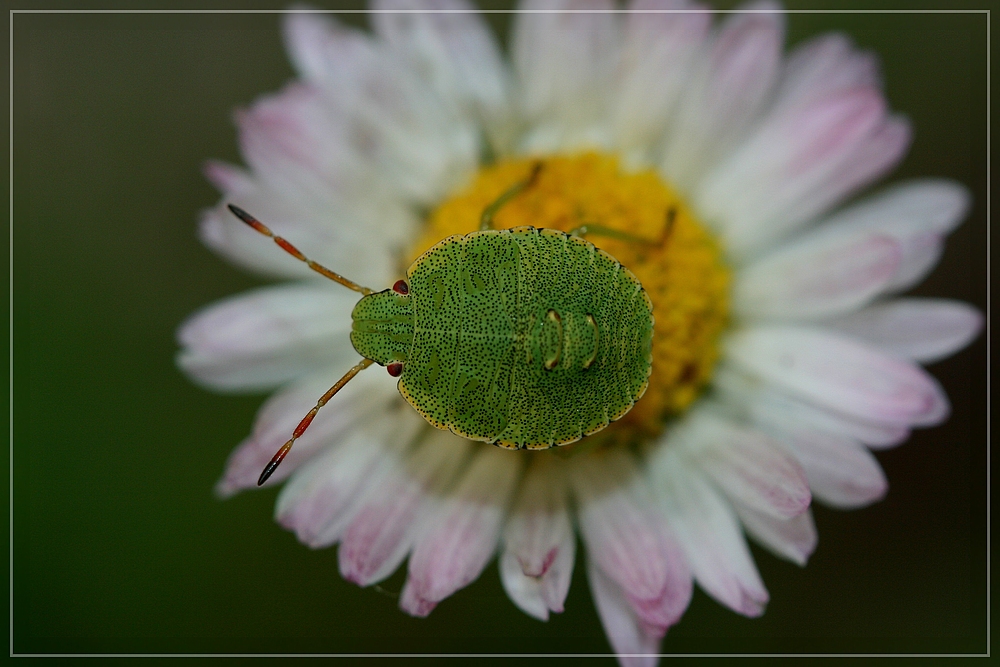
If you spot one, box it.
[700,88,909,260]
[177,283,358,391]
[822,178,970,237]
[499,550,550,621]
[781,428,888,509]
[274,409,421,547]
[283,11,339,83]
[734,504,817,566]
[235,83,362,207]
[572,453,667,602]
[676,408,811,520]
[771,33,880,112]
[810,179,972,293]
[372,0,514,152]
[501,455,575,617]
[499,537,575,622]
[213,367,395,496]
[503,455,572,577]
[713,364,910,448]
[587,560,662,667]
[338,429,472,586]
[281,12,479,204]
[540,536,575,615]
[725,325,950,428]
[734,229,901,321]
[512,0,620,151]
[798,114,912,248]
[572,451,692,631]
[228,83,424,259]
[612,0,710,157]
[648,447,769,617]
[823,298,983,364]
[661,2,784,192]
[405,446,523,606]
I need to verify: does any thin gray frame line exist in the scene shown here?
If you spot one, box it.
[984,6,992,661]
[8,6,14,661]
[4,8,994,13]
[7,5,991,661]
[8,654,996,659]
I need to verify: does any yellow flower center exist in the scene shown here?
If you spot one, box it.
[408,153,730,447]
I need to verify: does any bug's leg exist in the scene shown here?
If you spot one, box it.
[479,161,544,231]
[228,204,374,295]
[257,357,375,486]
[569,206,676,248]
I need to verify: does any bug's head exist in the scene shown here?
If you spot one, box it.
[349,280,414,369]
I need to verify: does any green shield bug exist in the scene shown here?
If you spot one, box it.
[228,163,664,486]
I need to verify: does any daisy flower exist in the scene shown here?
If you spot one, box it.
[177,1,982,662]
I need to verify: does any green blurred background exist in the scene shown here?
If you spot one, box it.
[10,0,987,657]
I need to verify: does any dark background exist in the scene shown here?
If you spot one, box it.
[9,0,988,657]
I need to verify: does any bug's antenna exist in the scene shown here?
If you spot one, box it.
[257,357,375,486]
[228,204,373,295]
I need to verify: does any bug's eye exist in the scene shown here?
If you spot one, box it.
[392,280,409,295]
[386,362,404,377]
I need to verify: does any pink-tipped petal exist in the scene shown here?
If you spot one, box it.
[399,577,438,617]
[822,178,971,236]
[772,33,880,111]
[503,455,573,578]
[812,179,972,293]
[613,0,710,154]
[275,412,422,548]
[203,160,254,195]
[661,2,784,190]
[500,525,576,621]
[573,452,692,631]
[405,447,523,605]
[538,535,575,614]
[780,429,889,509]
[725,325,950,428]
[797,115,913,250]
[678,408,811,520]
[213,369,394,497]
[734,231,901,320]
[824,298,983,364]
[499,550,550,621]
[499,455,576,617]
[571,452,672,604]
[338,431,472,587]
[702,85,890,258]
[281,10,479,205]
[648,446,769,617]
[713,364,911,449]
[587,560,663,667]
[734,504,818,566]
[177,284,358,392]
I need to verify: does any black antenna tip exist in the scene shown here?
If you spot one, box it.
[227,203,252,223]
[257,462,278,487]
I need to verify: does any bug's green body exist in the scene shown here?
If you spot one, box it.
[350,225,654,450]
